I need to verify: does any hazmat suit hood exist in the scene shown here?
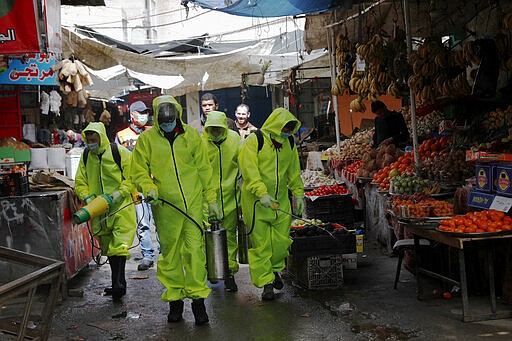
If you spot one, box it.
[82,122,110,154]
[260,107,301,140]
[152,95,183,132]
[203,111,228,141]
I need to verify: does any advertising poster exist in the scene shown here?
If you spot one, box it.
[0,0,41,54]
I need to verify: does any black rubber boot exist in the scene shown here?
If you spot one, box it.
[191,298,209,325]
[109,256,126,302]
[262,284,275,301]
[272,272,284,290]
[225,275,238,292]
[167,300,184,323]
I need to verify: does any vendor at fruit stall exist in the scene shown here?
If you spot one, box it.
[371,101,410,148]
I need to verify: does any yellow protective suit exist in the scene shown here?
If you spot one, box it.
[74,122,136,257]
[203,111,241,274]
[130,95,217,301]
[238,107,304,287]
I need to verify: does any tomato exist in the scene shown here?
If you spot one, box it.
[442,292,452,299]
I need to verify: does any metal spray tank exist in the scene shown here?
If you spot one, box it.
[237,212,249,264]
[204,220,229,283]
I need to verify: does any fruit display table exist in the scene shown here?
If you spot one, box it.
[407,225,512,322]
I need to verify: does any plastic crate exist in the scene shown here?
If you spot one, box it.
[290,233,356,257]
[305,194,354,226]
[0,172,29,197]
[287,253,344,289]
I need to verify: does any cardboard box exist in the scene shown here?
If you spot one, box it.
[0,147,15,163]
[341,253,357,270]
[475,163,493,192]
[495,164,512,197]
[466,150,512,162]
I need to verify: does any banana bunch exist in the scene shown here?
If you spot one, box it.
[462,40,481,65]
[349,96,366,112]
[423,182,441,195]
[347,34,391,108]
[409,40,462,105]
[503,10,512,31]
[51,57,93,108]
[332,30,353,96]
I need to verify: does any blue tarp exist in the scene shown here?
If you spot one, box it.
[188,0,352,17]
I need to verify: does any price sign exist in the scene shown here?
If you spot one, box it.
[490,195,512,213]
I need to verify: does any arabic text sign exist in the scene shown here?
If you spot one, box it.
[0,0,40,54]
[0,53,58,86]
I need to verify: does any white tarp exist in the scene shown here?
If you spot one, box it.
[63,27,329,98]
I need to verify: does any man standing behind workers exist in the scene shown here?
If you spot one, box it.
[115,101,159,271]
[238,107,304,301]
[202,111,241,292]
[74,122,136,303]
[130,95,220,325]
[190,92,237,135]
[235,103,258,139]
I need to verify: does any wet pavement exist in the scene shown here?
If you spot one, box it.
[47,240,512,341]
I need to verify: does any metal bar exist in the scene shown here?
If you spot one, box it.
[488,245,496,313]
[327,27,341,153]
[403,0,420,171]
[418,268,460,287]
[459,248,470,322]
[414,236,422,300]
[18,286,36,341]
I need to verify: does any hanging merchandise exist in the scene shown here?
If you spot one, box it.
[49,90,62,116]
[40,91,50,115]
[51,56,94,108]
[99,102,111,126]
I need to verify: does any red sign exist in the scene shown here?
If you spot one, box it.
[129,91,158,109]
[0,0,41,54]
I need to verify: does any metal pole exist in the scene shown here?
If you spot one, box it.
[327,27,341,153]
[403,0,420,170]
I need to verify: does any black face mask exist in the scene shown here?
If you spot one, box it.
[157,103,177,125]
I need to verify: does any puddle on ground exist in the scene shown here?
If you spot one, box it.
[351,323,418,340]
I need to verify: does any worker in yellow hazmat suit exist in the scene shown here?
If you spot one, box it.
[130,95,220,325]
[74,122,136,303]
[202,111,241,292]
[238,107,304,301]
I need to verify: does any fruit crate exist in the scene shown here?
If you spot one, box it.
[304,195,354,226]
[0,172,29,197]
[287,253,344,289]
[290,232,356,257]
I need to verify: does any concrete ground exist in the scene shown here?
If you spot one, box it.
[42,237,512,341]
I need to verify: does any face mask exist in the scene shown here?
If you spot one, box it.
[87,143,99,152]
[280,132,291,139]
[211,135,223,142]
[160,120,176,133]
[136,114,148,125]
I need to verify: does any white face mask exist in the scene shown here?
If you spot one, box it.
[136,114,148,125]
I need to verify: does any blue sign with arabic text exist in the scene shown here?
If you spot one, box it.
[0,53,58,85]
[467,190,494,210]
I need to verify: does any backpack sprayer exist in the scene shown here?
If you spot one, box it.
[151,197,229,283]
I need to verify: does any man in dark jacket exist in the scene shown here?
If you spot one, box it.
[371,100,409,148]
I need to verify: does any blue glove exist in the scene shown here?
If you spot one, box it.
[146,189,159,205]
[208,202,221,221]
[110,191,122,204]
[260,194,279,210]
[294,196,304,216]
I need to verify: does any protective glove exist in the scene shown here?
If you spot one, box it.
[146,189,159,205]
[110,191,122,204]
[260,194,279,210]
[208,202,221,221]
[84,194,96,205]
[294,196,304,216]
